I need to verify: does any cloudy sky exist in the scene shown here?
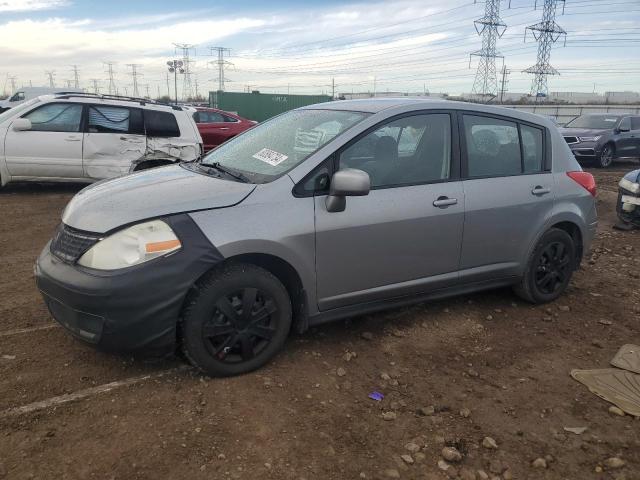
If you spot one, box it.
[0,0,638,98]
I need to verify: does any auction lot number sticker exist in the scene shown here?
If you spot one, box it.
[253,148,289,166]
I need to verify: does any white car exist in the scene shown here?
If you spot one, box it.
[0,87,83,111]
[0,93,203,187]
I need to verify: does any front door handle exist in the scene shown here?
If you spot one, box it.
[216,127,230,131]
[531,186,551,196]
[64,137,81,142]
[433,196,458,208]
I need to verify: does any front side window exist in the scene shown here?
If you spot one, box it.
[200,109,369,183]
[619,117,631,131]
[10,92,25,102]
[464,115,521,178]
[631,117,640,131]
[195,111,225,123]
[24,103,82,132]
[339,113,451,188]
[88,105,143,134]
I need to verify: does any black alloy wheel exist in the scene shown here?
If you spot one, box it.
[181,263,292,377]
[534,241,572,295]
[598,144,614,168]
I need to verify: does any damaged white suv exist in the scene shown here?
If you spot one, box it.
[0,93,202,187]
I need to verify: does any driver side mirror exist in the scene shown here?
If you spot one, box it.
[325,168,370,213]
[12,118,32,132]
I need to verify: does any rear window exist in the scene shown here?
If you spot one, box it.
[144,110,180,137]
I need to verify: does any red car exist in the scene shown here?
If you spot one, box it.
[193,108,256,152]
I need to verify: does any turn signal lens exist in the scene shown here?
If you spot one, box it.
[567,171,596,197]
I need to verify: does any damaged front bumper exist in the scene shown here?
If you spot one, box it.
[617,171,640,228]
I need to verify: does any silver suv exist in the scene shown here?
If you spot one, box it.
[35,99,597,377]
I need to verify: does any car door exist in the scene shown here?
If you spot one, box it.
[314,112,465,311]
[458,112,554,282]
[4,102,84,178]
[82,104,146,179]
[621,116,640,157]
[197,111,235,151]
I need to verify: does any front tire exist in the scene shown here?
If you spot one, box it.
[596,144,614,168]
[181,263,292,377]
[514,228,576,304]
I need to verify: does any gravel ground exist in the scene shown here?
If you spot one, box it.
[0,164,639,480]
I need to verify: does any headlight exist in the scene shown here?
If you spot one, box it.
[619,177,640,194]
[78,220,181,270]
[578,136,601,142]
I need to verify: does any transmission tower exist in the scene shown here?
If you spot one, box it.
[70,65,80,89]
[499,65,511,103]
[470,0,507,101]
[126,64,143,97]
[174,43,195,100]
[104,62,117,95]
[8,76,17,93]
[45,70,56,88]
[90,78,100,94]
[209,46,232,92]
[523,0,566,99]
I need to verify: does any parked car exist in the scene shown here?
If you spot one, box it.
[560,113,640,168]
[617,169,640,229]
[36,98,597,377]
[0,87,83,112]
[0,93,202,187]
[193,107,256,152]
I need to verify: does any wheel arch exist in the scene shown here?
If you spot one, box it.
[548,220,583,265]
[192,252,309,334]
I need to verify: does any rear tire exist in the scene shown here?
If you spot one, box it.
[514,228,576,304]
[181,263,292,377]
[596,144,614,168]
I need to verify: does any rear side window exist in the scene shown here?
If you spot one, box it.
[464,115,520,177]
[144,110,180,137]
[521,124,544,173]
[88,105,144,134]
[23,103,82,132]
[619,117,631,131]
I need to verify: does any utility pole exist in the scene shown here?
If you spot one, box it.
[499,65,511,103]
[104,62,117,95]
[70,65,80,89]
[470,0,507,102]
[90,78,100,94]
[174,43,195,100]
[45,70,56,88]
[209,46,232,92]
[524,0,566,100]
[331,77,335,99]
[126,64,143,97]
[165,72,171,97]
[194,77,199,100]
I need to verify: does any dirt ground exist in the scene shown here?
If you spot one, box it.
[1,164,639,480]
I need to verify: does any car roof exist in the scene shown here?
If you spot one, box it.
[40,93,195,113]
[301,97,444,113]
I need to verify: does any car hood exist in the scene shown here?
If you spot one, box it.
[559,127,610,137]
[62,164,256,233]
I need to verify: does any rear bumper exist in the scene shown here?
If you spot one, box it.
[35,214,223,354]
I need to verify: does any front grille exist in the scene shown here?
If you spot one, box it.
[564,136,579,144]
[50,224,101,263]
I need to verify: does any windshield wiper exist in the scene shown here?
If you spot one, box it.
[205,162,251,183]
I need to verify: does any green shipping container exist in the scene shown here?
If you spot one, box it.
[210,91,332,122]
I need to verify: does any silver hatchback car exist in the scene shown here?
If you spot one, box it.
[36,98,597,376]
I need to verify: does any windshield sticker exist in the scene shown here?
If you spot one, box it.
[252,148,289,166]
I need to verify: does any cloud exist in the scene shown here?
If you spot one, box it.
[0,0,68,12]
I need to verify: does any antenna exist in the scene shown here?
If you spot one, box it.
[523,0,567,100]
[470,0,507,102]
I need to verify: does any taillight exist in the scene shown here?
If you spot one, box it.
[567,171,596,196]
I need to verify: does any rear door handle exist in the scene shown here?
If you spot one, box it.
[433,196,458,208]
[216,127,230,131]
[532,186,551,195]
[64,137,81,142]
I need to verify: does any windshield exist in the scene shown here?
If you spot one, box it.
[0,97,41,124]
[565,115,621,129]
[200,109,370,183]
